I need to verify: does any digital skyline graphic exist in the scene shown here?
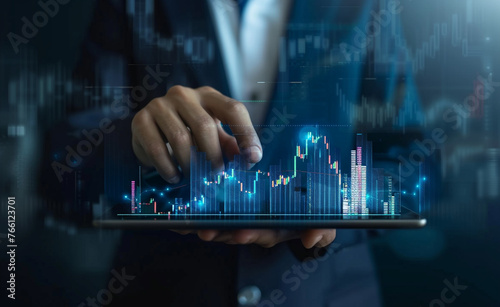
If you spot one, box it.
[120,132,424,218]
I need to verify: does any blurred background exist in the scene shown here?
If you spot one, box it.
[0,0,499,306]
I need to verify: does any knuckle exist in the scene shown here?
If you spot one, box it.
[169,129,191,145]
[197,86,218,94]
[148,97,166,110]
[145,142,167,160]
[131,110,148,128]
[226,98,247,114]
[167,85,189,99]
[195,116,217,133]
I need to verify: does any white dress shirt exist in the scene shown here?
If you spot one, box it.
[207,0,292,126]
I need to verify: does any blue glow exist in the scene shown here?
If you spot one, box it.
[127,133,415,217]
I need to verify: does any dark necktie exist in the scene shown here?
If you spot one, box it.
[237,0,249,19]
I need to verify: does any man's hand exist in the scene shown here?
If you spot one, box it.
[132,85,262,183]
[132,85,336,249]
[175,229,337,249]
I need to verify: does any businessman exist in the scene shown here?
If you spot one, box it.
[74,0,416,306]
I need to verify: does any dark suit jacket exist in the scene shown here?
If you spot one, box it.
[70,0,418,306]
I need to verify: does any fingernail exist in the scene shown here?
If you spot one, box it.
[240,146,263,162]
[214,232,232,242]
[312,235,323,248]
[199,230,219,241]
[168,175,180,184]
[240,233,255,244]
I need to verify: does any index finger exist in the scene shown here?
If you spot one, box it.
[200,90,263,164]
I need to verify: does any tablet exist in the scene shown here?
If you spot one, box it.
[94,207,426,229]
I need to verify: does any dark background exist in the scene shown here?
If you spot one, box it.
[1,1,499,306]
